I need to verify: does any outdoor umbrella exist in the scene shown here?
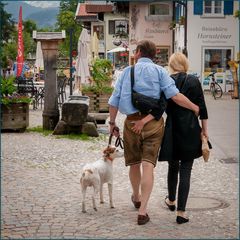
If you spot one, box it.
[107,46,129,53]
[75,28,91,93]
[35,41,44,73]
[92,31,99,59]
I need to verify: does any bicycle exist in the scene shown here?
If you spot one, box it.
[207,72,223,99]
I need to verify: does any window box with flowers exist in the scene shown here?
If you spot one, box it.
[179,16,185,25]
[169,21,176,30]
[1,77,31,132]
[234,10,240,19]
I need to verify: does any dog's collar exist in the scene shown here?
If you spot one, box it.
[104,156,113,161]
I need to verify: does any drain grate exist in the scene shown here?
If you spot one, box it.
[219,157,238,164]
[163,196,230,211]
[186,197,230,211]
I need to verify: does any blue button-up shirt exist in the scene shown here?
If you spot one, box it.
[108,58,179,115]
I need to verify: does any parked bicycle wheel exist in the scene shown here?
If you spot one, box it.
[211,83,223,99]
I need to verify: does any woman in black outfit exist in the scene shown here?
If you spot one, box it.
[159,52,208,224]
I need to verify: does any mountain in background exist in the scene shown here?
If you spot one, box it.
[3,1,59,28]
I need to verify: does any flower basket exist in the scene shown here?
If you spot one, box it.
[169,21,176,30]
[1,77,31,132]
[1,102,29,131]
[234,10,240,19]
[82,90,112,113]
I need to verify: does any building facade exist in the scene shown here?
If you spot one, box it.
[129,1,174,66]
[75,0,239,91]
[186,0,239,92]
[75,1,129,66]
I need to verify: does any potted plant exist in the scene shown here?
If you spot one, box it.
[234,10,240,19]
[82,58,113,113]
[1,76,32,131]
[179,16,185,25]
[169,21,176,30]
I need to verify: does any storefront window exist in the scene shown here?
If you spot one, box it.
[149,3,170,16]
[204,48,232,72]
[204,1,223,15]
[154,47,170,66]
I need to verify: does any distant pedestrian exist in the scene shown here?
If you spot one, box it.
[108,40,199,225]
[159,52,208,224]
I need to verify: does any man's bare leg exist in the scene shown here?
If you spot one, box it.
[138,161,154,216]
[129,163,141,202]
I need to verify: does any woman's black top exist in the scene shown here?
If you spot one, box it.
[159,72,208,161]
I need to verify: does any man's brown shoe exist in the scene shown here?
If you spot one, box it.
[137,214,150,225]
[131,195,141,209]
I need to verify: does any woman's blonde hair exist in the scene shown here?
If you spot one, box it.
[168,52,189,73]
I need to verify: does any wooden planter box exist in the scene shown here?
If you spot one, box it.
[1,103,29,132]
[82,91,111,113]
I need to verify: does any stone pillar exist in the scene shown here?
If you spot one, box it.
[33,30,65,130]
[41,41,60,130]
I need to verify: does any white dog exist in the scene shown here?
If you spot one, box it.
[80,146,124,213]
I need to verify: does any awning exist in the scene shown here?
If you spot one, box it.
[107,46,129,53]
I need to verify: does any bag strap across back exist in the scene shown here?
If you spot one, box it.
[131,65,165,99]
[130,65,135,90]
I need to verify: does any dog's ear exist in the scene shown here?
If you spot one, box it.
[107,146,115,153]
[103,147,109,155]
[109,147,115,153]
[103,146,115,153]
[103,147,110,157]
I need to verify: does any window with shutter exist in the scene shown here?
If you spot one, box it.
[224,0,233,15]
[109,20,115,35]
[194,0,233,17]
[149,3,170,16]
[175,4,180,22]
[203,1,223,16]
[194,0,203,15]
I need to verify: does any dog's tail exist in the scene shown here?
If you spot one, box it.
[82,169,93,178]
[80,169,95,185]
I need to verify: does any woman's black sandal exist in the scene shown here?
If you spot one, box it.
[176,216,189,224]
[164,196,176,211]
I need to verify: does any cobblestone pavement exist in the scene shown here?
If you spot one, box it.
[1,94,239,239]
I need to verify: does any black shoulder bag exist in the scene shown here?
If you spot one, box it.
[130,65,167,119]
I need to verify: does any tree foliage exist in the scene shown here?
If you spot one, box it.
[56,0,82,57]
[0,2,15,70]
[59,0,79,13]
[1,1,83,66]
[23,19,37,34]
[0,2,15,44]
[23,19,37,57]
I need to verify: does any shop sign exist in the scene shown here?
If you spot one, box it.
[197,26,232,44]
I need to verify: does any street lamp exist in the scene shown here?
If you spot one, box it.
[112,22,128,47]
[69,28,73,96]
[115,23,126,35]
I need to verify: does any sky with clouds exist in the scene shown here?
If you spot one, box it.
[25,1,60,8]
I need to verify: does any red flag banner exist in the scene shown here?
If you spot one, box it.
[17,6,24,77]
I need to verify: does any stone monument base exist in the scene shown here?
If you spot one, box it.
[53,95,99,137]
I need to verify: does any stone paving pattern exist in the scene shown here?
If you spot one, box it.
[1,94,239,239]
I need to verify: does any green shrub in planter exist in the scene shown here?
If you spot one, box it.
[89,58,113,93]
[1,76,32,105]
[1,76,32,131]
